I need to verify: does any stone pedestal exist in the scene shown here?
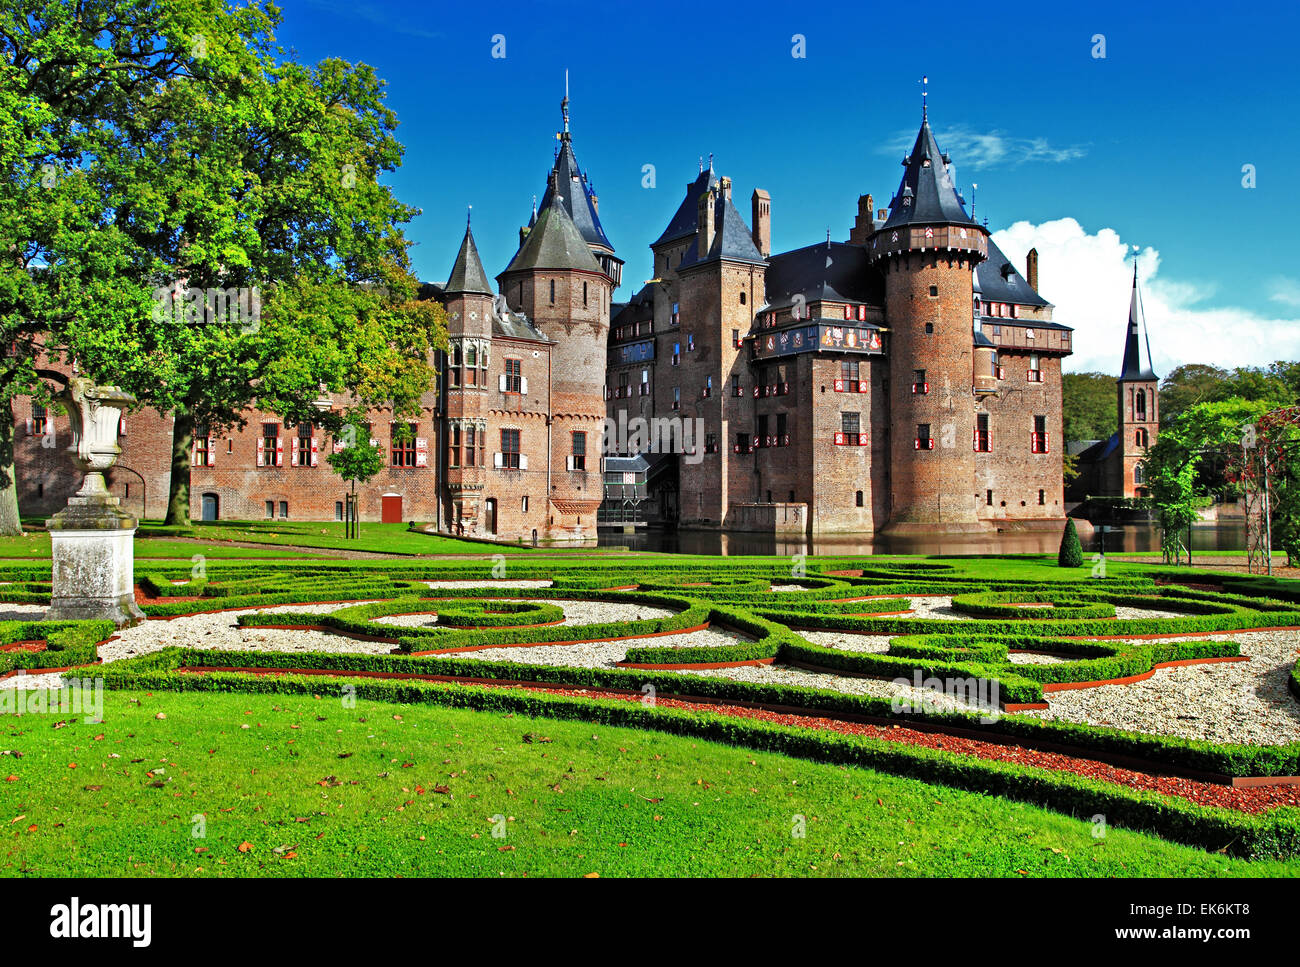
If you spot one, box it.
[46,473,145,627]
[43,378,144,628]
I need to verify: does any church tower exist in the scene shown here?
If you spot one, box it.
[869,96,990,532]
[1117,264,1158,498]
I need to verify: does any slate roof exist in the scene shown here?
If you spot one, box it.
[501,190,604,276]
[977,237,1051,309]
[654,170,721,247]
[444,224,495,296]
[604,454,649,474]
[882,120,976,230]
[764,241,884,310]
[1120,267,1158,381]
[539,135,617,255]
[675,189,766,270]
[491,302,550,343]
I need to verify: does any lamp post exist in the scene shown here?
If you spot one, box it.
[45,377,145,626]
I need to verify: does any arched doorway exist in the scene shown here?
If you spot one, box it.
[201,493,219,521]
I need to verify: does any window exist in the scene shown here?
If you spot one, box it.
[1136,427,1149,448]
[259,423,281,468]
[466,344,477,368]
[501,429,521,469]
[1038,489,1046,506]
[194,425,212,467]
[571,431,586,471]
[449,424,461,467]
[504,358,522,392]
[703,375,712,398]
[916,423,933,450]
[705,432,718,454]
[841,412,860,436]
[986,489,993,506]
[736,432,750,453]
[640,369,649,395]
[1135,389,1147,421]
[974,413,991,452]
[449,344,462,388]
[279,500,288,519]
[928,285,938,297]
[671,342,681,366]
[841,359,859,381]
[855,490,864,507]
[913,369,928,394]
[31,404,47,435]
[391,423,417,467]
[924,322,934,334]
[776,412,787,444]
[732,329,741,348]
[295,422,313,469]
[1135,464,1145,485]
[1028,354,1042,382]
[672,386,680,410]
[756,414,769,445]
[522,495,529,512]
[671,302,679,326]
[264,500,274,518]
[549,279,555,304]
[335,501,343,521]
[739,291,746,305]
[466,425,478,466]
[583,281,588,307]
[732,374,741,397]
[686,333,695,352]
[1032,415,1049,453]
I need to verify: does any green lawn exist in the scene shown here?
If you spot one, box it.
[2,690,1293,878]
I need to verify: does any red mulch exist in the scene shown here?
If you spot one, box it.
[0,640,46,653]
[471,681,1300,815]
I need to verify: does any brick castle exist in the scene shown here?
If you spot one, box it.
[15,92,1079,540]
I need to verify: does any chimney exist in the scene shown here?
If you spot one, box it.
[519,225,529,247]
[1026,248,1039,291]
[697,187,716,255]
[719,175,732,202]
[849,193,873,245]
[751,188,771,257]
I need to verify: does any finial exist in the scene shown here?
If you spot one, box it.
[531,194,537,217]
[467,205,472,227]
[920,74,928,122]
[826,227,831,246]
[1132,255,1138,282]
[699,156,703,174]
[708,152,714,172]
[970,182,977,218]
[560,69,570,136]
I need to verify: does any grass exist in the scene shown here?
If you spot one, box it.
[2,690,1295,878]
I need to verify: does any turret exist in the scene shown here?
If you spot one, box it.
[868,105,989,532]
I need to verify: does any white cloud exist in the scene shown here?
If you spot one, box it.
[990,218,1300,375]
[1269,277,1300,309]
[880,126,1088,168]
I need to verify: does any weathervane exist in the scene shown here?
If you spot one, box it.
[920,74,928,122]
[561,69,570,136]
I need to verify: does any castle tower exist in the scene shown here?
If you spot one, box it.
[441,215,496,529]
[532,83,624,289]
[498,182,610,538]
[1117,264,1158,498]
[869,110,990,532]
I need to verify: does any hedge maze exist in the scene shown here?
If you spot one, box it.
[3,555,1300,859]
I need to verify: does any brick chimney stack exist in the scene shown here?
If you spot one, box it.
[1026,247,1039,291]
[697,187,716,255]
[849,194,875,245]
[751,188,771,257]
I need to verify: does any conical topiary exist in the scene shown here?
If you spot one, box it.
[1058,518,1085,568]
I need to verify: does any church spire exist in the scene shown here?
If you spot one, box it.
[1119,261,1157,381]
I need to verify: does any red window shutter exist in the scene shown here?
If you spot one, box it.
[843,304,851,320]
[119,416,126,436]
[256,438,265,467]
[310,437,318,467]
[208,437,216,466]
[275,437,284,467]
[415,437,428,468]
[833,378,844,392]
[857,305,866,321]
[834,432,845,446]
[857,380,868,394]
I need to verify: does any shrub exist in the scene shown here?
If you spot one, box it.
[1058,518,1085,568]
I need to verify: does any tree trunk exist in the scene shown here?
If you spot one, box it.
[164,408,194,526]
[0,404,22,537]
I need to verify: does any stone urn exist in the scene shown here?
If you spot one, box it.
[44,377,145,626]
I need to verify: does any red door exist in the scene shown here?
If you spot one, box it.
[381,493,403,524]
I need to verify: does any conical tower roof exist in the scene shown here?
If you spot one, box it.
[881,120,976,230]
[444,219,494,296]
[502,186,603,276]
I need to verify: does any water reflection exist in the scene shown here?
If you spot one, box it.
[596,522,1249,557]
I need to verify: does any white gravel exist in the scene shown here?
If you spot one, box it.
[466,625,752,668]
[373,599,671,630]
[797,630,894,654]
[1023,628,1300,745]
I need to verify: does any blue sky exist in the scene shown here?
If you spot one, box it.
[279,0,1300,375]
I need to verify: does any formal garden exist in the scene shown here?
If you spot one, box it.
[2,541,1299,877]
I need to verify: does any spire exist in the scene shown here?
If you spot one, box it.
[880,112,976,231]
[560,69,570,139]
[1119,261,1158,381]
[920,74,928,123]
[537,84,616,256]
[445,219,494,296]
